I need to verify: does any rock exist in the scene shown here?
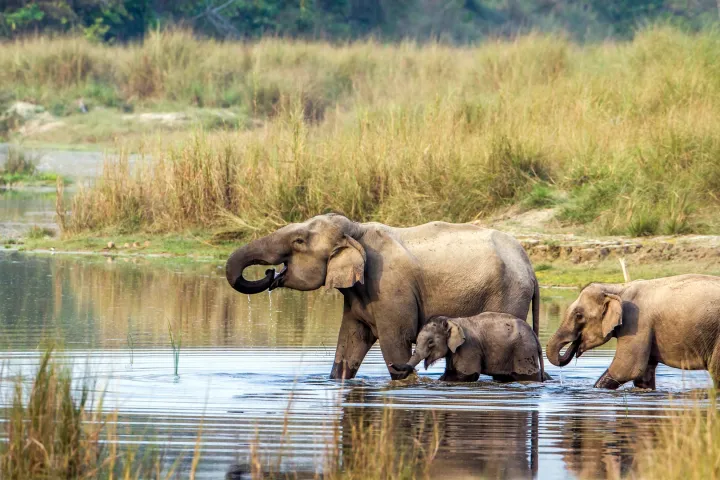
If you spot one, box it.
[123,243,130,248]
[5,102,44,120]
[107,241,116,249]
[132,242,140,248]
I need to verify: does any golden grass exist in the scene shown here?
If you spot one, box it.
[635,392,720,479]
[249,401,440,480]
[0,348,199,479]
[6,27,720,237]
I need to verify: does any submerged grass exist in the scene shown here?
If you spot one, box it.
[636,391,720,479]
[41,26,720,238]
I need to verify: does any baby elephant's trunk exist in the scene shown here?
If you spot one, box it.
[389,353,423,377]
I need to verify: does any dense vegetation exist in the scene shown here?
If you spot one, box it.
[1,0,717,43]
[28,26,715,239]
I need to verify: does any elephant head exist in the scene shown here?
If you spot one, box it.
[225,214,366,294]
[391,317,466,377]
[546,284,623,367]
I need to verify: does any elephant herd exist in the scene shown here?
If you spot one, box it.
[226,214,720,390]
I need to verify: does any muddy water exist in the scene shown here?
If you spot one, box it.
[0,252,712,479]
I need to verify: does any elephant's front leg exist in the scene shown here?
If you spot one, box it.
[377,319,415,381]
[595,341,650,390]
[330,310,376,380]
[632,362,657,390]
[594,369,624,389]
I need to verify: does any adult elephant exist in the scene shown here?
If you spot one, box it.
[546,275,720,389]
[225,214,539,380]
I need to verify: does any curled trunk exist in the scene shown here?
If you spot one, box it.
[226,239,285,294]
[546,331,579,367]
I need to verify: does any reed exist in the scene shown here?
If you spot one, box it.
[635,391,720,479]
[248,397,440,480]
[48,26,720,238]
[0,348,195,479]
[168,320,181,376]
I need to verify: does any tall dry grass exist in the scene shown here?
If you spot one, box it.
[248,402,440,480]
[0,348,198,479]
[635,392,720,479]
[10,27,719,237]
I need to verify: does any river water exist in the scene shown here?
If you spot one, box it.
[0,250,712,479]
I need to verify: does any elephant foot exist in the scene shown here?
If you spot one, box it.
[594,370,623,390]
[388,364,415,380]
[442,371,479,382]
[330,361,358,380]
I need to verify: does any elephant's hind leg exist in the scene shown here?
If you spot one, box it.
[632,362,657,390]
[708,342,720,389]
[331,312,376,380]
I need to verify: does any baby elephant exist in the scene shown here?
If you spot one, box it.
[391,313,549,382]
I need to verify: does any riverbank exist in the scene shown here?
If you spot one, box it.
[6,230,719,287]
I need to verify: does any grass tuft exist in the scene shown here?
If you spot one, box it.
[0,348,184,479]
[636,391,720,479]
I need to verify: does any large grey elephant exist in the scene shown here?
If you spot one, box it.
[546,274,720,389]
[225,214,539,380]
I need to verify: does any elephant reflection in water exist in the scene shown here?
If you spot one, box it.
[339,387,539,479]
[551,410,654,479]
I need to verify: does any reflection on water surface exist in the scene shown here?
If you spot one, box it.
[0,252,713,479]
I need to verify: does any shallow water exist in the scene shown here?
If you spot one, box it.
[0,252,713,479]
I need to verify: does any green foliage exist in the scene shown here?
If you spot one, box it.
[0,1,718,43]
[523,183,558,209]
[26,225,55,239]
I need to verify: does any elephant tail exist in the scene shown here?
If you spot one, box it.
[536,332,547,382]
[531,277,540,337]
[532,279,545,382]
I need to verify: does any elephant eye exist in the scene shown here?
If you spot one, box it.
[293,238,305,245]
[575,312,583,321]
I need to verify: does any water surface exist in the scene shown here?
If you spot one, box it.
[0,252,712,479]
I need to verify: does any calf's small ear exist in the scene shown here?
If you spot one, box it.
[447,320,466,353]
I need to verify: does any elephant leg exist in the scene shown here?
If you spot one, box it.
[442,370,479,382]
[595,344,650,389]
[632,362,657,390]
[379,335,413,381]
[511,373,545,382]
[709,342,720,389]
[330,312,376,380]
[594,369,624,389]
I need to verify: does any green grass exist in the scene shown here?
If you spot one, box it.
[534,259,720,287]
[0,146,70,187]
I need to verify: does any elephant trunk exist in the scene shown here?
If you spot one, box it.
[546,329,579,367]
[226,237,287,294]
[391,352,424,374]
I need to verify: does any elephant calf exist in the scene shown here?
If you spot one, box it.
[391,313,549,382]
[546,274,720,390]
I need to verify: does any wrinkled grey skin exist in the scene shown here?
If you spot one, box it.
[391,314,549,382]
[547,275,720,389]
[226,214,540,380]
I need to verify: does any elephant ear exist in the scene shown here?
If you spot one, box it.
[601,293,623,338]
[447,320,466,353]
[325,235,366,289]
